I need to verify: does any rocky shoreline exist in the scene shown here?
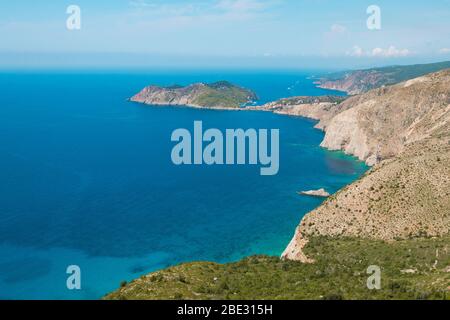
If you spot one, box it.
[298,189,330,198]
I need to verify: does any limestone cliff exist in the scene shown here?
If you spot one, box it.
[282,69,450,262]
[254,95,347,128]
[320,70,450,165]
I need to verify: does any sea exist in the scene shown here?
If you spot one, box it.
[0,69,368,299]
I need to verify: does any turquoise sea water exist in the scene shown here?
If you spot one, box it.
[0,70,367,299]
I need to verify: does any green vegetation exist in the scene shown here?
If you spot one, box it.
[193,81,257,108]
[368,61,450,83]
[104,236,450,300]
[319,61,450,94]
[325,61,450,83]
[273,95,346,106]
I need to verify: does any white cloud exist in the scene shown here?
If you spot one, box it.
[347,45,411,58]
[438,48,450,54]
[330,24,347,35]
[347,45,365,57]
[371,46,410,57]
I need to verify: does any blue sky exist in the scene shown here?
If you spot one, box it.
[0,0,449,69]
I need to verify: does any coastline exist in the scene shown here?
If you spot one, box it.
[106,68,450,299]
[129,99,251,111]
[127,68,450,264]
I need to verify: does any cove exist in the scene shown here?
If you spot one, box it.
[0,70,367,299]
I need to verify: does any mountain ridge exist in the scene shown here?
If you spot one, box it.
[317,61,450,95]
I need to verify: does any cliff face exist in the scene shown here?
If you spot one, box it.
[283,70,450,262]
[130,81,257,109]
[258,72,450,166]
[320,71,450,165]
[131,83,205,106]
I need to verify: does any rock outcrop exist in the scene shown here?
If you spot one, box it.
[298,189,330,198]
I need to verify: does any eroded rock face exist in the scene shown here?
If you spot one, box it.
[131,84,205,106]
[283,137,450,261]
[283,69,450,261]
[253,96,349,131]
[321,70,450,165]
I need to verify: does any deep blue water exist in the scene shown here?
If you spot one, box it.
[0,69,366,299]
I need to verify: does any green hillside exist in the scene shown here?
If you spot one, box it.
[105,236,450,300]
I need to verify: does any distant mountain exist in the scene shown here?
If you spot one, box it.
[130,81,257,109]
[317,61,450,95]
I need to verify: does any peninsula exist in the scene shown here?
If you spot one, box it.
[130,81,257,109]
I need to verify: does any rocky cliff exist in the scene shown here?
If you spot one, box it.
[253,95,347,128]
[283,69,450,262]
[320,70,450,165]
[130,81,257,109]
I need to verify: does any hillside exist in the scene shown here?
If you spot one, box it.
[130,81,257,109]
[256,70,450,166]
[105,236,450,300]
[283,70,450,261]
[317,61,450,95]
[320,69,450,165]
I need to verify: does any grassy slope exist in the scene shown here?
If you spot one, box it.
[192,82,257,108]
[105,236,450,300]
[369,61,450,83]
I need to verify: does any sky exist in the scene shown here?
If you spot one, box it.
[0,0,449,69]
